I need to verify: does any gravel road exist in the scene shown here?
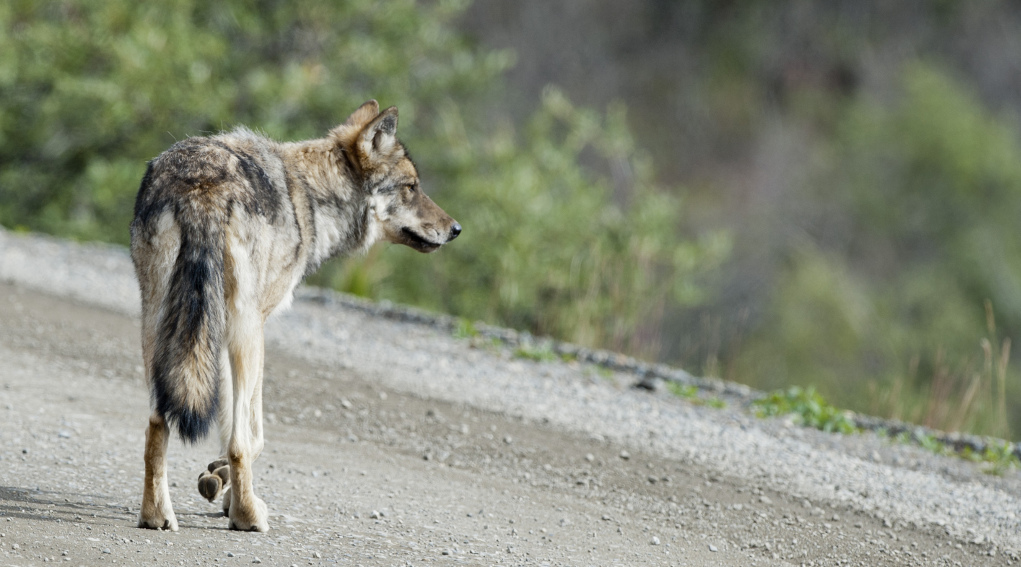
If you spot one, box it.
[1,227,1020,566]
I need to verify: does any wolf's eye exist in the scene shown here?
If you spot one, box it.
[406,183,417,193]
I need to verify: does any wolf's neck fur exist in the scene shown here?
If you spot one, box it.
[281,139,380,275]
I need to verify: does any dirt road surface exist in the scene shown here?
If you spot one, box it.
[2,228,1020,566]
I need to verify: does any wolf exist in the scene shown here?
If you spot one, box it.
[129,100,460,532]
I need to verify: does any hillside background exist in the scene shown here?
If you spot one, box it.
[3,0,1021,438]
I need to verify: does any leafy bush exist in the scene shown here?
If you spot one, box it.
[330,88,730,356]
[0,0,725,362]
[0,0,509,242]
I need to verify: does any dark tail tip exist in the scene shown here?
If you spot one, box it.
[173,405,217,444]
[153,380,219,444]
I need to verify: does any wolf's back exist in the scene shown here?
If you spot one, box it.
[132,150,228,443]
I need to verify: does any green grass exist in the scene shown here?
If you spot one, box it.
[453,318,480,339]
[666,382,698,399]
[976,442,1021,476]
[665,382,726,408]
[756,388,1019,475]
[753,386,859,434]
[514,343,558,362]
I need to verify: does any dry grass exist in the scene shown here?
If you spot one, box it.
[870,301,1012,438]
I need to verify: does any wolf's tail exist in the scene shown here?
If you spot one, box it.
[151,209,227,443]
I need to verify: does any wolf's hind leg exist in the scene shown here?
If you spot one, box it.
[197,348,234,506]
[138,412,179,531]
[225,319,269,532]
[197,458,231,502]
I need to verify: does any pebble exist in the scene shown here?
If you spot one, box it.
[312,551,322,558]
[585,453,595,462]
[709,544,718,552]
[651,536,660,545]
[227,552,235,557]
[252,558,261,564]
[619,450,630,460]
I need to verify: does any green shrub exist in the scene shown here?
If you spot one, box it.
[753,386,859,434]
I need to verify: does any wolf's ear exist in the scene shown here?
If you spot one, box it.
[344,100,380,128]
[355,106,399,161]
[330,100,380,148]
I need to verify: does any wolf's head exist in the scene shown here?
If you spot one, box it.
[331,100,461,253]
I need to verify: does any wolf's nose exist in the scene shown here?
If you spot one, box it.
[449,222,462,240]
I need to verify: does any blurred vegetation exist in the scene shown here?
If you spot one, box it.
[459,1,1021,439]
[5,1,1021,439]
[731,63,1021,438]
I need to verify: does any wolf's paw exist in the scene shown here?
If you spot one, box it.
[137,508,178,532]
[197,459,230,502]
[228,495,269,532]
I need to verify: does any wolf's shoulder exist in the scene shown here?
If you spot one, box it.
[154,127,279,158]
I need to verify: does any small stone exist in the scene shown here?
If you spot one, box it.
[619,450,630,460]
[369,510,381,519]
[759,495,772,505]
[11,543,19,550]
[651,536,660,545]
[312,551,322,558]
[601,514,611,521]
[252,558,261,564]
[585,453,595,462]
[647,476,657,484]
[102,549,111,554]
[503,436,513,444]
[227,552,235,557]
[709,544,718,552]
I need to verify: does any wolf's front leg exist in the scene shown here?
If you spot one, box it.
[138,412,179,531]
[225,324,269,532]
